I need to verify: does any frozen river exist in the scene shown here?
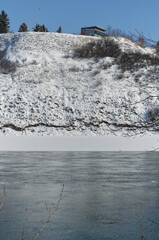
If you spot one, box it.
[0,152,159,240]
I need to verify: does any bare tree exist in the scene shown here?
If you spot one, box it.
[106,25,126,37]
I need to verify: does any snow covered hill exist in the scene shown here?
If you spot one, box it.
[0,32,159,136]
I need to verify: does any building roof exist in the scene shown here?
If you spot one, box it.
[81,26,106,32]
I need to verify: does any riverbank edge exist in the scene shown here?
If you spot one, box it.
[0,134,159,151]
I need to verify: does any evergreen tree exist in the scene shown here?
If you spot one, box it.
[40,24,48,32]
[33,24,48,32]
[18,22,29,32]
[33,24,41,32]
[57,26,62,33]
[0,10,10,33]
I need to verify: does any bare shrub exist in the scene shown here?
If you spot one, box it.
[117,73,124,80]
[117,52,159,72]
[146,106,159,122]
[106,26,156,48]
[31,60,38,65]
[101,62,114,70]
[138,36,146,48]
[154,41,159,55]
[96,80,102,87]
[0,59,16,73]
[74,28,159,74]
[106,25,132,39]
[132,30,155,48]
[0,49,16,74]
[92,70,100,76]
[74,37,121,58]
[105,25,140,43]
[69,66,80,72]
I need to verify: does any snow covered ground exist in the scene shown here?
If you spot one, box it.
[0,32,159,138]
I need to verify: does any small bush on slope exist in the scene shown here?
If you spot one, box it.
[74,37,121,58]
[146,106,159,122]
[0,50,16,74]
[117,52,159,72]
[74,36,159,72]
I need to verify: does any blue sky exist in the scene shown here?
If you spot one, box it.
[1,0,159,40]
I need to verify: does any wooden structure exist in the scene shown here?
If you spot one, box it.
[81,26,106,37]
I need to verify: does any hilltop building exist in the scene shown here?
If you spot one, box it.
[81,26,107,37]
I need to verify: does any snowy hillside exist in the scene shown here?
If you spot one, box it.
[0,32,159,136]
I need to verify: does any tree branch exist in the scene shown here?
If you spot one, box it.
[22,208,28,240]
[140,203,147,240]
[33,184,64,240]
[0,186,6,212]
[147,218,159,225]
